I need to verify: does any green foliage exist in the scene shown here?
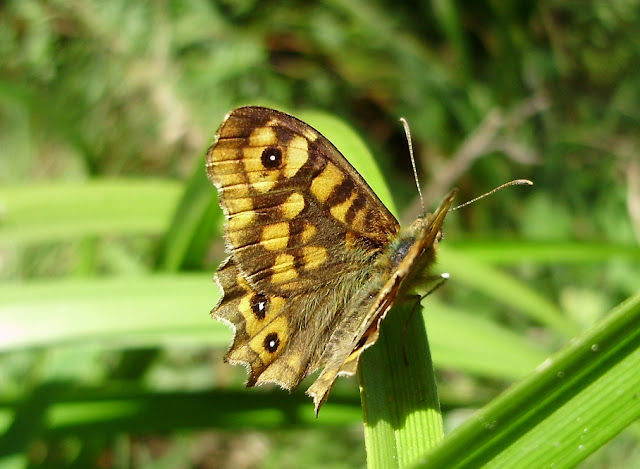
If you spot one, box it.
[1,0,639,467]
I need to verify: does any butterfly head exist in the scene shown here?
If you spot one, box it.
[414,188,458,244]
[385,189,457,289]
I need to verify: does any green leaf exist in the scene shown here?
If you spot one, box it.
[451,240,640,265]
[0,275,216,350]
[0,180,182,244]
[425,300,550,380]
[415,291,640,469]
[439,246,577,336]
[156,161,223,271]
[360,302,444,469]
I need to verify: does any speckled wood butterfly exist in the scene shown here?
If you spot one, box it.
[206,106,456,414]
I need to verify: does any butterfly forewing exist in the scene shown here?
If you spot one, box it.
[207,106,400,295]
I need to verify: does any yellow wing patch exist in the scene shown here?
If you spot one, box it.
[282,192,306,219]
[228,211,255,231]
[284,136,310,178]
[301,223,317,243]
[249,126,277,146]
[329,190,358,223]
[272,253,298,284]
[262,222,290,251]
[302,245,328,270]
[224,196,253,216]
[310,162,344,203]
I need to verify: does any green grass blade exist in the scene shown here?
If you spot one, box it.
[156,161,223,271]
[360,303,444,469]
[425,300,550,380]
[415,291,640,469]
[451,241,640,265]
[439,247,577,336]
[0,180,182,244]
[0,275,218,350]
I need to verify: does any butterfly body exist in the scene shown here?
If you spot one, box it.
[207,106,455,413]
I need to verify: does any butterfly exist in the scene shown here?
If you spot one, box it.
[206,106,456,414]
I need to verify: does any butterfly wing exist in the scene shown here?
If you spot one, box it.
[207,106,399,295]
[208,107,400,392]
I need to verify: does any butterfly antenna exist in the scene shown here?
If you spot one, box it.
[400,117,426,215]
[452,179,533,211]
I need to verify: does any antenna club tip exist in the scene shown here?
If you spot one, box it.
[516,179,534,186]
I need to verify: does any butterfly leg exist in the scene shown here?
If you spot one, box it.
[402,273,449,364]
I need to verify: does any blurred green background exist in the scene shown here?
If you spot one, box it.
[1,1,639,468]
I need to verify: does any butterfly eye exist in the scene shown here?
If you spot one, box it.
[261,147,283,169]
[251,293,269,319]
[263,332,280,353]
